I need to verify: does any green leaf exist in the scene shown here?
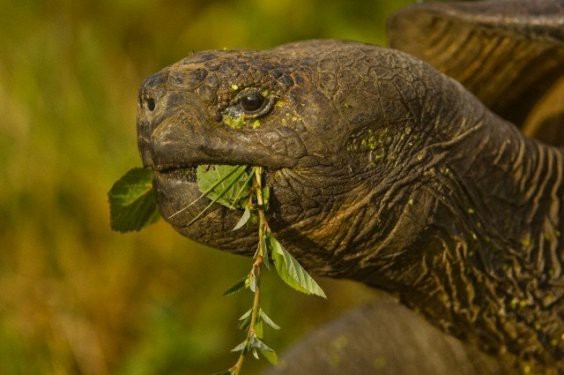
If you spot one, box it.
[239,309,252,330]
[260,236,270,270]
[233,207,251,231]
[248,272,257,293]
[196,165,252,209]
[185,166,249,227]
[231,340,248,353]
[108,168,160,232]
[267,234,326,298]
[230,173,255,209]
[252,349,260,360]
[168,165,243,219]
[239,318,251,331]
[259,309,280,330]
[239,309,252,321]
[250,337,278,365]
[259,348,278,365]
[261,186,270,210]
[223,277,247,296]
[254,320,263,339]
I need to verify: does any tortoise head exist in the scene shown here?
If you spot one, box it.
[136,3,564,367]
[137,40,436,274]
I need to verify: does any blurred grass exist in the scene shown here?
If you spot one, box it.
[0,0,413,374]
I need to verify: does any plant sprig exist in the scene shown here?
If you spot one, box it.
[222,166,276,375]
[108,165,326,374]
[192,165,325,374]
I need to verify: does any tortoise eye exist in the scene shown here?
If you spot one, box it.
[240,92,265,113]
[226,88,275,120]
[147,98,156,111]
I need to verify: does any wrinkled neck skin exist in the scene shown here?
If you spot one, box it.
[305,71,563,368]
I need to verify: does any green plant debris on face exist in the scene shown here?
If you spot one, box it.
[360,129,377,150]
[223,116,262,130]
[223,114,246,129]
[346,128,382,152]
[346,127,418,158]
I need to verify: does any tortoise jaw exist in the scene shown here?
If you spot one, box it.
[153,166,212,233]
[152,162,260,253]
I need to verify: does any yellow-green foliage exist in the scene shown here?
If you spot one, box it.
[0,1,412,374]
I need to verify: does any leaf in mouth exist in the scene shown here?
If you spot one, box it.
[108,168,160,232]
[167,164,252,221]
[179,165,252,226]
[196,165,253,209]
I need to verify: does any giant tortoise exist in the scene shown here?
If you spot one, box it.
[135,0,563,373]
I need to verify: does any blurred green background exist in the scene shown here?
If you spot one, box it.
[0,0,414,374]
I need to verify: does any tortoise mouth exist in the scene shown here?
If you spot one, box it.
[153,163,264,226]
[155,165,198,182]
[153,164,217,228]
[152,161,263,253]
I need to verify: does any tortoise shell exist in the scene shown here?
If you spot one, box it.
[388,0,564,146]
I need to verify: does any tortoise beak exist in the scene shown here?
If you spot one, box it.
[137,70,170,169]
[136,91,302,172]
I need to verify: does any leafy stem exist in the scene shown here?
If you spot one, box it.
[229,166,270,375]
[108,164,325,374]
[230,255,263,375]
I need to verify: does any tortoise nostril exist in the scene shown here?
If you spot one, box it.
[147,98,156,111]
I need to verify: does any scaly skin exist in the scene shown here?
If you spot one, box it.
[137,40,563,371]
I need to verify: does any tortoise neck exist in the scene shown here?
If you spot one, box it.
[357,81,563,369]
